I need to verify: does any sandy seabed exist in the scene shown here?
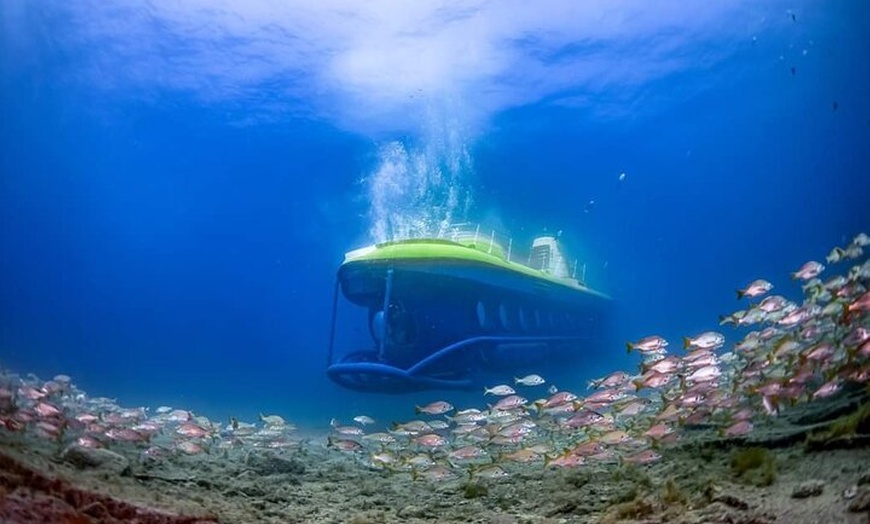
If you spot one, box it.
[1,394,869,524]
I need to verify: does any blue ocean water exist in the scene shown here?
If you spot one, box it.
[1,1,868,430]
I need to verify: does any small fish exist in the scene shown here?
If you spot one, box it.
[758,295,789,313]
[327,436,362,452]
[812,379,842,399]
[722,420,753,437]
[492,395,528,411]
[623,449,662,465]
[737,279,773,299]
[847,291,870,313]
[643,423,673,440]
[514,374,546,386]
[413,433,448,448]
[544,452,585,468]
[598,430,631,445]
[588,371,631,389]
[415,401,454,415]
[684,365,721,384]
[853,232,870,247]
[683,331,725,350]
[105,427,147,442]
[34,402,62,418]
[448,445,487,461]
[626,335,668,354]
[484,384,516,396]
[176,422,210,438]
[259,413,287,427]
[362,432,396,444]
[792,261,825,281]
[353,415,375,425]
[500,448,540,463]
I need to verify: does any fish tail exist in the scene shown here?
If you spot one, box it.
[625,342,634,353]
[682,337,691,350]
[736,289,745,300]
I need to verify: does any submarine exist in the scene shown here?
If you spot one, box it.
[326,226,611,393]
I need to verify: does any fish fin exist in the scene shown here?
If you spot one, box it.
[682,337,691,350]
[736,289,746,300]
[625,342,634,353]
[414,406,422,415]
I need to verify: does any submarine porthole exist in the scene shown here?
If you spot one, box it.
[518,306,529,332]
[498,302,512,331]
[369,309,385,343]
[476,301,489,329]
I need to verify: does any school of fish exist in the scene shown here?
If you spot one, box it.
[0,233,868,483]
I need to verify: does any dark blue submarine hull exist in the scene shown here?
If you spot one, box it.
[326,256,611,393]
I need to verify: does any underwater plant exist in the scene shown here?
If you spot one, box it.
[661,478,688,506]
[461,481,488,499]
[730,447,777,487]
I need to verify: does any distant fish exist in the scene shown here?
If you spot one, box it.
[791,261,825,281]
[623,449,662,465]
[736,279,773,300]
[326,436,361,452]
[722,420,753,438]
[415,401,454,416]
[514,374,546,386]
[683,331,725,350]
[259,413,287,427]
[484,384,516,396]
[626,335,669,354]
[353,415,375,425]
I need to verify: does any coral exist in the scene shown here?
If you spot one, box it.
[730,447,776,487]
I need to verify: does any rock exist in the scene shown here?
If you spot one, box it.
[843,484,859,500]
[848,487,870,513]
[245,451,305,476]
[791,479,825,499]
[61,445,130,476]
